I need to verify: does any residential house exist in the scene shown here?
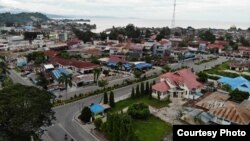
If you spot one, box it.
[153,39,171,57]
[195,92,250,125]
[152,69,203,100]
[238,46,250,58]
[218,76,250,96]
[230,60,250,71]
[207,44,224,54]
[50,57,100,74]
[128,44,144,59]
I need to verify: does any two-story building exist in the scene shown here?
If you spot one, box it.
[152,69,203,100]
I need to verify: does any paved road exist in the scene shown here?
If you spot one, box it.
[8,69,34,86]
[44,78,158,141]
[170,56,228,72]
[55,66,163,100]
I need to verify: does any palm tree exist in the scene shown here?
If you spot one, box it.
[117,62,123,71]
[58,73,72,100]
[93,68,102,85]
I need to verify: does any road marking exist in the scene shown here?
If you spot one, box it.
[58,123,78,141]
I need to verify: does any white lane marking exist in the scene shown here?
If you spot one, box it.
[58,123,78,141]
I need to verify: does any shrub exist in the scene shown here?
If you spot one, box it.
[127,103,150,120]
[94,118,103,130]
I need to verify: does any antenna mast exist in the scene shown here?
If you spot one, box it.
[171,0,176,28]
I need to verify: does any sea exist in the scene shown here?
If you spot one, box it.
[54,17,250,33]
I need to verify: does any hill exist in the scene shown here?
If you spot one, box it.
[0,12,50,25]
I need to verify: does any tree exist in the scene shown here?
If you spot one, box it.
[103,70,110,77]
[140,82,145,96]
[199,30,216,43]
[230,89,249,102]
[117,62,123,70]
[136,85,140,98]
[104,92,108,104]
[145,81,150,95]
[109,91,115,107]
[0,84,55,141]
[1,76,13,88]
[0,61,9,82]
[197,72,208,82]
[93,68,102,84]
[131,87,135,99]
[127,103,150,120]
[94,118,103,130]
[36,72,49,89]
[58,73,72,100]
[163,64,171,72]
[26,51,46,65]
[103,113,138,141]
[98,79,108,88]
[79,106,92,123]
[133,70,142,80]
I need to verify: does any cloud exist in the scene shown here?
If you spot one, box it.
[0,0,249,23]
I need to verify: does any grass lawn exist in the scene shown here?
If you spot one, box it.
[134,116,172,141]
[109,96,170,113]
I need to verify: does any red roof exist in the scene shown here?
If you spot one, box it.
[82,48,101,55]
[238,46,250,51]
[109,55,127,63]
[208,44,224,49]
[45,50,60,57]
[214,40,229,46]
[160,69,203,89]
[152,81,170,92]
[50,57,99,69]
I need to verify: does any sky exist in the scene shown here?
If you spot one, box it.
[0,0,249,24]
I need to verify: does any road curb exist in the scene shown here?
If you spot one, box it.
[73,112,100,141]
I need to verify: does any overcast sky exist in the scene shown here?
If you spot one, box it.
[0,0,249,23]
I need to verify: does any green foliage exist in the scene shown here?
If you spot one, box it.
[145,82,150,95]
[239,36,250,46]
[0,12,50,25]
[59,51,71,59]
[26,51,46,65]
[73,28,96,43]
[162,64,171,72]
[156,27,170,41]
[127,103,150,120]
[98,79,108,88]
[24,32,43,41]
[133,70,143,79]
[140,82,145,96]
[109,91,115,107]
[58,73,72,99]
[131,87,135,99]
[1,76,13,88]
[230,89,249,102]
[103,70,110,76]
[104,92,108,104]
[36,72,49,89]
[79,106,92,123]
[94,68,102,83]
[197,72,208,82]
[0,84,54,140]
[102,114,138,141]
[199,30,216,43]
[136,85,140,98]
[94,118,103,130]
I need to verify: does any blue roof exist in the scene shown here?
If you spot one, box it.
[107,62,117,67]
[218,76,250,93]
[52,68,69,79]
[90,103,105,114]
[135,63,152,69]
